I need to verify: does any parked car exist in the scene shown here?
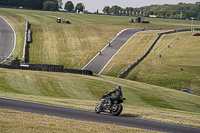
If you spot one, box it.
[129,18,134,23]
[192,33,200,36]
[181,89,194,94]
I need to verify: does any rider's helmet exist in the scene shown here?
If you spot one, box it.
[116,86,121,90]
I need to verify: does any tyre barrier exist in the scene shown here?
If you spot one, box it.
[0,64,93,76]
[118,28,200,78]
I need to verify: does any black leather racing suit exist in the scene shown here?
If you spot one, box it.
[107,86,123,102]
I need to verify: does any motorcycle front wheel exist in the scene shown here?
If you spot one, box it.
[111,104,123,116]
[95,104,102,114]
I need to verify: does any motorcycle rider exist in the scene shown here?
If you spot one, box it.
[104,86,123,106]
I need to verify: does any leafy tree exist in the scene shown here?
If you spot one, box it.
[75,3,84,13]
[197,13,200,20]
[103,6,110,14]
[22,0,31,7]
[110,5,121,15]
[31,0,44,10]
[165,12,170,17]
[43,1,57,11]
[184,12,190,18]
[64,1,74,11]
[124,7,133,16]
[149,11,154,15]
[193,2,200,12]
[192,2,200,18]
[128,7,134,12]
[0,0,59,10]
[160,11,166,17]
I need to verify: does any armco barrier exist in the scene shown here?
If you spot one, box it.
[22,21,31,63]
[118,28,200,78]
[0,64,93,76]
[28,64,63,72]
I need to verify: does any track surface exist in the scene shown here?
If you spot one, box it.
[0,97,200,133]
[82,28,163,74]
[0,17,15,63]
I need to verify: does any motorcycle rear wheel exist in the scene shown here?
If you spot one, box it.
[111,104,123,116]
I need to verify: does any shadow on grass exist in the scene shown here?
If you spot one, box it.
[121,113,141,118]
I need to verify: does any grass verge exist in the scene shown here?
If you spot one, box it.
[0,109,159,133]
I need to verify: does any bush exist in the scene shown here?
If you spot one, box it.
[64,1,74,12]
[43,1,58,11]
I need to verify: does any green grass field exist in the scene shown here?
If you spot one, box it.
[0,68,200,128]
[116,32,200,95]
[0,8,200,131]
[0,109,160,133]
[1,8,199,94]
[102,29,200,95]
[0,8,200,69]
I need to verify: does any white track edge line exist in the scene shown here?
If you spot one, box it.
[81,29,127,70]
[0,16,16,63]
[98,30,141,75]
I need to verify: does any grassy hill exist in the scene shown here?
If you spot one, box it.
[102,30,161,76]
[0,8,200,69]
[0,8,134,68]
[1,8,199,94]
[0,68,200,128]
[103,31,200,94]
[0,8,200,131]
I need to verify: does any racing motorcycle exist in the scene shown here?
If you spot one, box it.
[95,91,126,116]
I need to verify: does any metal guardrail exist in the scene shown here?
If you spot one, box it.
[22,21,31,63]
[0,63,93,75]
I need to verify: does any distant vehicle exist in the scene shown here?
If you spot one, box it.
[149,15,157,18]
[192,33,200,36]
[129,18,134,23]
[181,89,194,94]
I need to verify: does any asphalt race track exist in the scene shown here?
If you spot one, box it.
[0,97,200,133]
[82,28,163,75]
[0,17,15,63]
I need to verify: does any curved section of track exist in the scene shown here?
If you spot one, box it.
[0,16,15,63]
[0,97,200,133]
[82,28,165,75]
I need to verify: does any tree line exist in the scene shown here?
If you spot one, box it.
[0,0,62,11]
[1,1,199,19]
[64,1,84,13]
[103,2,200,19]
[0,0,85,13]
